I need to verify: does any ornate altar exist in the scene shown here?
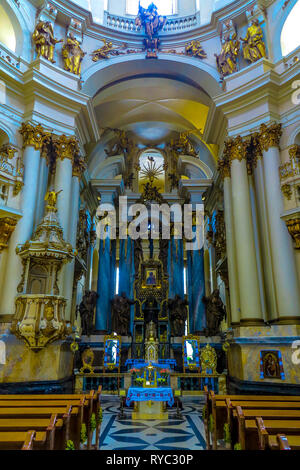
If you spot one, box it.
[133,259,169,359]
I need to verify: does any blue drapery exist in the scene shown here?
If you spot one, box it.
[169,237,184,298]
[119,237,135,334]
[187,248,206,333]
[95,238,116,331]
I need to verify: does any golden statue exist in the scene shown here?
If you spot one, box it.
[240,20,266,63]
[169,131,198,157]
[62,33,86,75]
[44,189,62,208]
[92,39,117,61]
[32,21,62,63]
[215,33,239,78]
[185,40,207,59]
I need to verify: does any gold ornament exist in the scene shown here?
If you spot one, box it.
[32,21,62,63]
[62,33,86,76]
[258,123,282,152]
[72,155,87,178]
[92,39,118,61]
[217,158,231,179]
[215,33,240,78]
[0,144,17,159]
[226,135,248,162]
[281,184,292,200]
[80,348,95,374]
[185,40,207,59]
[44,189,62,210]
[19,123,50,150]
[53,134,79,161]
[285,218,300,249]
[241,19,266,63]
[200,343,217,374]
[0,217,18,252]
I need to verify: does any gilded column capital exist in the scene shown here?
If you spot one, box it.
[72,155,87,178]
[19,123,50,150]
[217,158,231,179]
[285,218,300,249]
[53,134,79,161]
[0,217,18,252]
[258,123,282,152]
[227,135,248,162]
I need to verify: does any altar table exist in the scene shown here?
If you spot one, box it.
[126,387,174,407]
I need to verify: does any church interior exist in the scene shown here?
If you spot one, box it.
[0,0,299,452]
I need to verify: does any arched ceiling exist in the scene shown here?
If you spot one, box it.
[93,76,211,146]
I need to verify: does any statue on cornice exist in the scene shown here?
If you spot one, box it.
[92,39,124,61]
[105,129,134,157]
[32,21,62,63]
[203,289,226,337]
[168,295,189,337]
[62,33,86,75]
[135,2,166,41]
[240,19,266,63]
[215,33,239,78]
[135,2,166,59]
[169,131,198,157]
[185,40,207,59]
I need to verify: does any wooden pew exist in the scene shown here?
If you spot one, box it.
[255,418,300,450]
[0,414,64,450]
[0,427,53,450]
[235,406,300,450]
[0,397,87,449]
[207,391,300,450]
[274,434,300,450]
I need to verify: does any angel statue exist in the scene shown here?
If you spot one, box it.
[185,40,207,59]
[32,21,63,63]
[240,19,267,63]
[92,39,119,61]
[62,33,86,75]
[215,33,239,78]
[135,2,166,40]
[44,189,63,208]
[169,131,198,157]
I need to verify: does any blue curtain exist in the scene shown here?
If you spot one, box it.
[119,237,135,334]
[187,248,206,333]
[95,238,116,331]
[169,237,184,299]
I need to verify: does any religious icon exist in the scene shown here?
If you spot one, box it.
[146,269,157,286]
[261,350,283,379]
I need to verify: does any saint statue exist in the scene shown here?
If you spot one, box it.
[215,34,239,78]
[79,290,98,336]
[32,21,62,63]
[240,20,266,63]
[111,292,136,336]
[44,189,62,208]
[92,39,118,61]
[135,2,166,58]
[185,40,207,59]
[62,33,86,75]
[168,295,189,337]
[202,289,226,337]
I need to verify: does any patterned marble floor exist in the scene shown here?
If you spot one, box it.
[99,396,207,450]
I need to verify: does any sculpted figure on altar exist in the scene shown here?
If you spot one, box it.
[169,131,198,157]
[241,20,266,63]
[32,21,63,63]
[202,289,226,337]
[62,33,86,75]
[79,290,98,336]
[168,295,189,337]
[105,129,134,157]
[111,292,136,336]
[215,34,239,78]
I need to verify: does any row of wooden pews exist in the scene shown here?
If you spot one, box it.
[0,386,102,450]
[203,387,300,450]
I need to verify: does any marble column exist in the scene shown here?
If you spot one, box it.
[53,135,78,302]
[220,160,240,325]
[64,170,81,322]
[259,123,300,321]
[229,137,263,324]
[253,151,278,321]
[0,123,46,316]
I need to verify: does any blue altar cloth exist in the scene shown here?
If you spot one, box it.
[126,387,174,407]
[125,359,177,370]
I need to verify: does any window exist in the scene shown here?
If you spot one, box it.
[126,0,176,16]
[281,0,300,56]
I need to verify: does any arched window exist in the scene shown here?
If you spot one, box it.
[138,149,165,193]
[126,0,176,16]
[0,5,16,52]
[281,0,300,56]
